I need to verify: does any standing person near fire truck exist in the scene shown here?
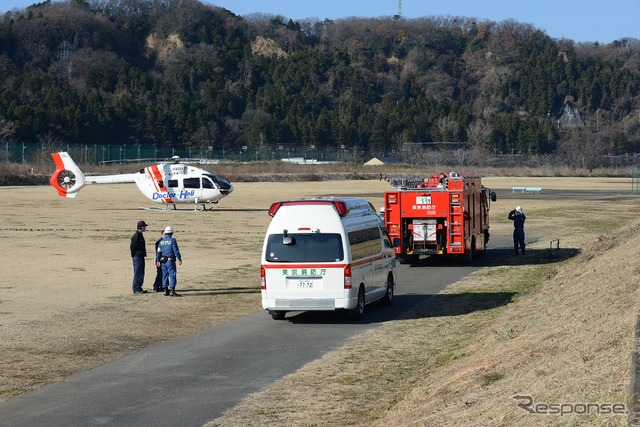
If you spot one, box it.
[508,206,526,255]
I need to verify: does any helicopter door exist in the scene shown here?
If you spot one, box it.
[201,176,216,196]
[182,177,203,201]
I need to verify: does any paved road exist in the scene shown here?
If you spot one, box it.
[0,237,514,427]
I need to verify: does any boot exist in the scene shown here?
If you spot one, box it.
[164,287,170,296]
[169,288,180,297]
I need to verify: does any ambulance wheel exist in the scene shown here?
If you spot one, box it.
[350,286,366,320]
[270,310,286,320]
[382,274,394,306]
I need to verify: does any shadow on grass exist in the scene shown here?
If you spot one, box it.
[172,287,260,297]
[406,291,517,319]
[406,247,581,268]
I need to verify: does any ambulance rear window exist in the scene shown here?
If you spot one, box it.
[265,233,344,262]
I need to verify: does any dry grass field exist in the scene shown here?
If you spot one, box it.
[2,175,640,427]
[0,179,392,400]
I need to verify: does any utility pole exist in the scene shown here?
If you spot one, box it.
[398,0,402,16]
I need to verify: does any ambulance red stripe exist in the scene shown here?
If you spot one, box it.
[263,263,347,269]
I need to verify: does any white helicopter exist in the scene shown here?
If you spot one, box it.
[49,151,233,211]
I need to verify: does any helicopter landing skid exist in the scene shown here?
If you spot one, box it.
[138,204,214,212]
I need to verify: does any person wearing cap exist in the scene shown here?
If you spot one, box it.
[156,226,183,297]
[508,206,526,255]
[130,220,148,294]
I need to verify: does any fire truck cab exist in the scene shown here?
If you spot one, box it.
[384,173,496,264]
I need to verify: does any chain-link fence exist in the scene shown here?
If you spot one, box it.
[3,142,640,171]
[0,142,350,164]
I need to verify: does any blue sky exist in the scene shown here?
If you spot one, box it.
[1,0,638,44]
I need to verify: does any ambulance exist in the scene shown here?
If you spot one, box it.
[261,198,397,320]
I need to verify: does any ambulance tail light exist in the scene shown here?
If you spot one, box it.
[260,265,266,289]
[344,264,352,289]
[268,202,283,217]
[333,201,348,217]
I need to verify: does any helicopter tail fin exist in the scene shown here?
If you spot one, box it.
[49,152,87,198]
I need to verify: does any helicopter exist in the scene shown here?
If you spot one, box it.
[49,151,233,211]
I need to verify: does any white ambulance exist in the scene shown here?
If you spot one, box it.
[261,198,397,320]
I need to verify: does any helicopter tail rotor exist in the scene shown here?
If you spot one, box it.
[49,152,86,198]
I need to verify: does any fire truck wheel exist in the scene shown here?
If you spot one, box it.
[350,286,366,320]
[382,274,394,306]
[468,241,476,265]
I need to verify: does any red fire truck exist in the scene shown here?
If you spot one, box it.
[384,173,496,264]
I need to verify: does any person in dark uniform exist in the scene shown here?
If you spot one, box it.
[130,220,148,294]
[153,230,164,292]
[156,226,183,297]
[508,206,526,255]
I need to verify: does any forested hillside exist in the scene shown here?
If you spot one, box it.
[2,0,640,164]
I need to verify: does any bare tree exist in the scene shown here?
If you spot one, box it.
[436,116,459,142]
[452,148,474,167]
[465,121,492,165]
[558,128,613,172]
[0,119,16,143]
[0,119,16,162]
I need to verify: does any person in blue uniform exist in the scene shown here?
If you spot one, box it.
[508,206,526,255]
[130,220,148,294]
[156,226,183,296]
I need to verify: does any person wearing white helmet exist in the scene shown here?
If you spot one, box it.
[508,206,526,255]
[156,225,183,296]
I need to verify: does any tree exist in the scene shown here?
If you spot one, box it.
[558,128,612,172]
[465,120,492,165]
[0,118,15,142]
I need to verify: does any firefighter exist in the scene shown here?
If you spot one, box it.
[508,206,526,255]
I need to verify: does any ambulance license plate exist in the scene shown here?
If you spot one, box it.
[297,280,313,288]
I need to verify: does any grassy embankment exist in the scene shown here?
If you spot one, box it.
[210,187,640,426]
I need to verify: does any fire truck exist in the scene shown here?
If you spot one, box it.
[384,173,496,264]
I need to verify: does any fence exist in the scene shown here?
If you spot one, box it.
[634,166,640,195]
[3,142,640,169]
[0,142,349,164]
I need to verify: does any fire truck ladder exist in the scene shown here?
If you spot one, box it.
[448,192,463,249]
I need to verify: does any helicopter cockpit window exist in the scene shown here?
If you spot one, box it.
[202,177,214,189]
[167,179,179,188]
[204,174,232,190]
[183,178,200,189]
